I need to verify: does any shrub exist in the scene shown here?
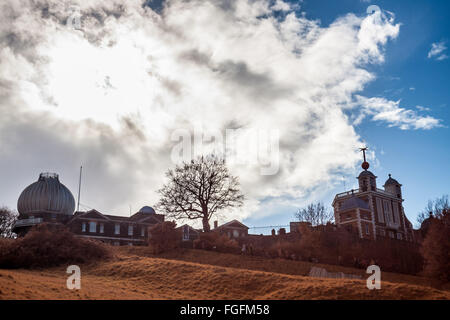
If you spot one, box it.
[148,221,181,254]
[0,223,111,269]
[193,232,240,254]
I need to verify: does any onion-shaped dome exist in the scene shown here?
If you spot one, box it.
[17,173,75,216]
[139,206,156,214]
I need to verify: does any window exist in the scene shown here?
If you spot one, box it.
[128,242,133,246]
[393,204,400,224]
[380,229,385,237]
[383,200,392,223]
[141,227,145,237]
[115,223,120,235]
[89,222,96,233]
[397,233,402,240]
[183,226,189,240]
[233,230,239,238]
[113,241,120,246]
[81,222,86,232]
[376,198,384,223]
[389,231,394,238]
[365,224,370,235]
[128,225,134,236]
[100,223,104,234]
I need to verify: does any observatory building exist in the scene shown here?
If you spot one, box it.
[13,172,163,245]
[332,149,415,241]
[13,173,76,236]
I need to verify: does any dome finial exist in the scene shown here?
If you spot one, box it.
[388,173,391,178]
[359,147,369,170]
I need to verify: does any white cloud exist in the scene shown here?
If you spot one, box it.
[356,96,441,130]
[428,41,448,61]
[271,0,292,12]
[0,0,442,223]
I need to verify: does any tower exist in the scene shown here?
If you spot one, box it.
[357,147,377,192]
[384,174,402,199]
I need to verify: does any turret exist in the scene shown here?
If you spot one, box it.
[357,147,377,192]
[384,174,402,199]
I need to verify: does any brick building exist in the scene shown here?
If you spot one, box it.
[332,150,414,241]
[13,172,162,245]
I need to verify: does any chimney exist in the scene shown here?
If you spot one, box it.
[271,229,276,236]
[214,221,218,229]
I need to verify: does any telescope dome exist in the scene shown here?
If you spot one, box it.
[17,173,75,216]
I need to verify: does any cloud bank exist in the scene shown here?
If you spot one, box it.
[0,0,441,222]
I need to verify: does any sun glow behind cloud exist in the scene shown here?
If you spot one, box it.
[0,0,442,223]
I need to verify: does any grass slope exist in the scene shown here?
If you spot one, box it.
[0,249,448,300]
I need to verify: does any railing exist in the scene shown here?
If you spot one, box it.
[335,189,359,198]
[336,188,395,198]
[376,188,394,196]
[14,217,43,227]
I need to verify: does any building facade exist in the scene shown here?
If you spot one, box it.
[67,207,164,246]
[213,219,249,238]
[13,172,163,245]
[332,157,415,241]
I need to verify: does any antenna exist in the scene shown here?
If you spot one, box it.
[77,166,83,212]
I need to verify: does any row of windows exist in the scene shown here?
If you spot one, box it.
[377,229,403,240]
[376,198,401,225]
[81,222,146,236]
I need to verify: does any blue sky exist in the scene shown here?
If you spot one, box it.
[1,0,448,232]
[244,0,450,232]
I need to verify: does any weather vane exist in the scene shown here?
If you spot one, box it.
[359,147,370,170]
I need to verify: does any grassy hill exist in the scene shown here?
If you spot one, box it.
[0,247,448,300]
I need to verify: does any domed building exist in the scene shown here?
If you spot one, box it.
[13,173,76,236]
[332,149,415,242]
[13,173,164,246]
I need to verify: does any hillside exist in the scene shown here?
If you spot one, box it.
[0,248,449,300]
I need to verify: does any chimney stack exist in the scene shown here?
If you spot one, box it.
[214,221,218,229]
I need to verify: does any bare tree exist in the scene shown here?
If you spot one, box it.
[157,155,244,232]
[421,208,450,282]
[294,201,334,227]
[417,195,449,226]
[0,207,17,238]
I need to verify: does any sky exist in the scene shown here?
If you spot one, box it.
[0,0,448,232]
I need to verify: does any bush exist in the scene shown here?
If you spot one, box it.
[193,232,240,254]
[148,221,181,254]
[0,223,111,269]
[248,225,423,275]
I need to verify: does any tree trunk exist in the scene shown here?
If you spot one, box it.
[202,216,210,232]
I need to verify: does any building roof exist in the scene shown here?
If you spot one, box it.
[214,219,249,230]
[340,196,370,211]
[384,174,401,186]
[138,206,156,214]
[68,209,163,224]
[358,170,376,178]
[176,224,201,233]
[17,173,75,216]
